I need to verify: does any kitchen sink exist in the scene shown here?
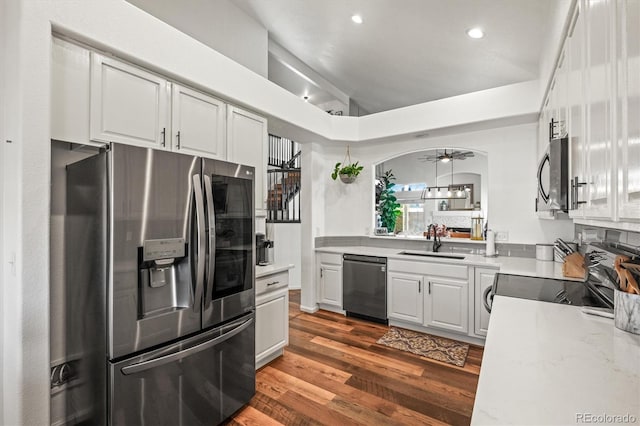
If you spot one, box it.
[397,251,466,260]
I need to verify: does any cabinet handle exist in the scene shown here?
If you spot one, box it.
[176,131,181,149]
[320,269,323,278]
[418,280,421,293]
[266,281,280,286]
[161,127,166,147]
[571,176,587,209]
[428,281,431,294]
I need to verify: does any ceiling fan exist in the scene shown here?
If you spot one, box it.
[419,149,475,163]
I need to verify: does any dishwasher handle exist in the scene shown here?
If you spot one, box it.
[343,254,387,264]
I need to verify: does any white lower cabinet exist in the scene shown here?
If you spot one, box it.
[387,260,470,336]
[255,269,290,369]
[318,264,342,308]
[424,276,468,334]
[474,268,497,337]
[387,272,423,324]
[316,253,343,311]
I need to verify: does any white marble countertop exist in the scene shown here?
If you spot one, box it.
[472,296,640,425]
[315,246,583,281]
[256,263,294,278]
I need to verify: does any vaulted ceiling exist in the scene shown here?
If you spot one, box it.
[234,0,558,114]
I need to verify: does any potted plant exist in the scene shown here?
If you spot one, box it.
[331,145,363,184]
[331,161,364,183]
[376,170,402,233]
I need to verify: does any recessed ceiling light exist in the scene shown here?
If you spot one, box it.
[303,96,309,102]
[466,28,485,39]
[351,14,363,24]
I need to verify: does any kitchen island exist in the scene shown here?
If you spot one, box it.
[472,296,640,425]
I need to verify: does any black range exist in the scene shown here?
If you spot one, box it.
[487,273,614,312]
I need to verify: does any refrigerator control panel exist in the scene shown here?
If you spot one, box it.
[143,238,185,261]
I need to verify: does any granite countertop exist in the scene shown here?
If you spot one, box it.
[315,246,583,281]
[471,296,640,425]
[256,263,294,278]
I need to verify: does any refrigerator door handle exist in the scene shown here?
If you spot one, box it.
[120,317,254,376]
[203,174,216,308]
[192,174,206,312]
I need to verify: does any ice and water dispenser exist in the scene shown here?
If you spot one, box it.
[138,238,191,317]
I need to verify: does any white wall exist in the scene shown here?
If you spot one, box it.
[320,123,575,244]
[0,0,6,419]
[300,142,325,312]
[126,0,268,77]
[270,223,301,289]
[2,0,27,424]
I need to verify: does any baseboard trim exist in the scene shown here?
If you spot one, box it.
[299,304,319,313]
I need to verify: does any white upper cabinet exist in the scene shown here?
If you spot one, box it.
[568,5,588,217]
[90,52,170,149]
[171,84,226,159]
[583,0,615,218]
[226,106,268,216]
[617,0,640,220]
[554,46,570,136]
[51,37,91,144]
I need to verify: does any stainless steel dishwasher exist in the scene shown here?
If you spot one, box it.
[342,254,387,324]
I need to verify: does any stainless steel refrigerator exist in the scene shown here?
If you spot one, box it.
[64,143,256,425]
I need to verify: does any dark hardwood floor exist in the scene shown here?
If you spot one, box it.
[228,290,483,425]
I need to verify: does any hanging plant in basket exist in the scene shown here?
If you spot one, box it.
[331,145,363,184]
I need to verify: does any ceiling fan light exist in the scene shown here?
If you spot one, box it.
[440,157,450,163]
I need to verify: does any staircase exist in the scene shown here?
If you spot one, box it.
[267,134,301,223]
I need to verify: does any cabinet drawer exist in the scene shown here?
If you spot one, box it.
[388,259,467,279]
[256,271,289,296]
[317,252,342,265]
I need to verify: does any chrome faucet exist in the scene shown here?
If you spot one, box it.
[427,224,442,252]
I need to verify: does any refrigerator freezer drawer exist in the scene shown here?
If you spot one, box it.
[109,314,255,425]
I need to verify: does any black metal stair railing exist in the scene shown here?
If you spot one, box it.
[267,134,301,223]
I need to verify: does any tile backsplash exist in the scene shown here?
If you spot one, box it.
[575,224,640,249]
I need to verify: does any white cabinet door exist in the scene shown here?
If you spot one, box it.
[90,53,170,148]
[568,4,588,217]
[227,106,268,216]
[617,0,640,220]
[584,0,615,218]
[387,272,423,324]
[318,264,342,307]
[171,84,226,158]
[558,49,570,133]
[424,276,468,334]
[256,290,288,368]
[51,37,91,144]
[474,268,497,337]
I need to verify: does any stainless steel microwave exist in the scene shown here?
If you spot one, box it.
[536,137,569,212]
